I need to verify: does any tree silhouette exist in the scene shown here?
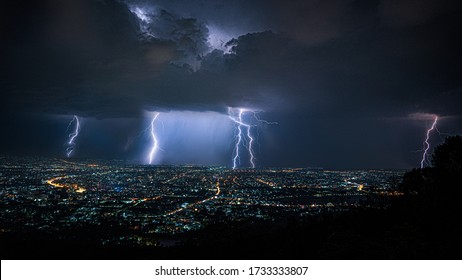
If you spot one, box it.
[399,135,462,196]
[431,135,462,173]
[399,168,434,195]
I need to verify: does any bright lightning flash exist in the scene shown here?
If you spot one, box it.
[420,115,438,168]
[228,108,254,169]
[148,112,160,164]
[66,115,80,158]
[228,108,276,169]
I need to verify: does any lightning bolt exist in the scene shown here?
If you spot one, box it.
[232,111,243,168]
[246,119,255,168]
[228,107,276,169]
[228,108,253,169]
[148,112,160,164]
[66,115,80,158]
[420,115,438,168]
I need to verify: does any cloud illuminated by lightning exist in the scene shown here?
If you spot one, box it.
[206,25,234,53]
[148,112,160,164]
[128,5,156,37]
[228,107,276,169]
[420,115,438,168]
[66,115,80,158]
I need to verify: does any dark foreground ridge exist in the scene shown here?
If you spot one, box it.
[1,136,462,259]
[2,205,461,259]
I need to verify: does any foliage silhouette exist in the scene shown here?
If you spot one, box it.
[431,135,462,173]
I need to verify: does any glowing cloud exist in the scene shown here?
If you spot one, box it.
[408,112,438,121]
[206,25,235,53]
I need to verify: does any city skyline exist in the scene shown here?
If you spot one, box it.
[0,156,405,256]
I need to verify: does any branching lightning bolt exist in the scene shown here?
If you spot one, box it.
[229,108,254,169]
[148,112,160,164]
[420,115,438,168]
[228,107,276,169]
[66,115,80,158]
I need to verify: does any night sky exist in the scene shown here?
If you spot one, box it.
[1,0,461,169]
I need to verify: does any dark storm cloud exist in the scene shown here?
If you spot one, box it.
[256,0,366,46]
[1,0,179,117]
[379,0,455,27]
[2,0,274,117]
[2,0,461,119]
